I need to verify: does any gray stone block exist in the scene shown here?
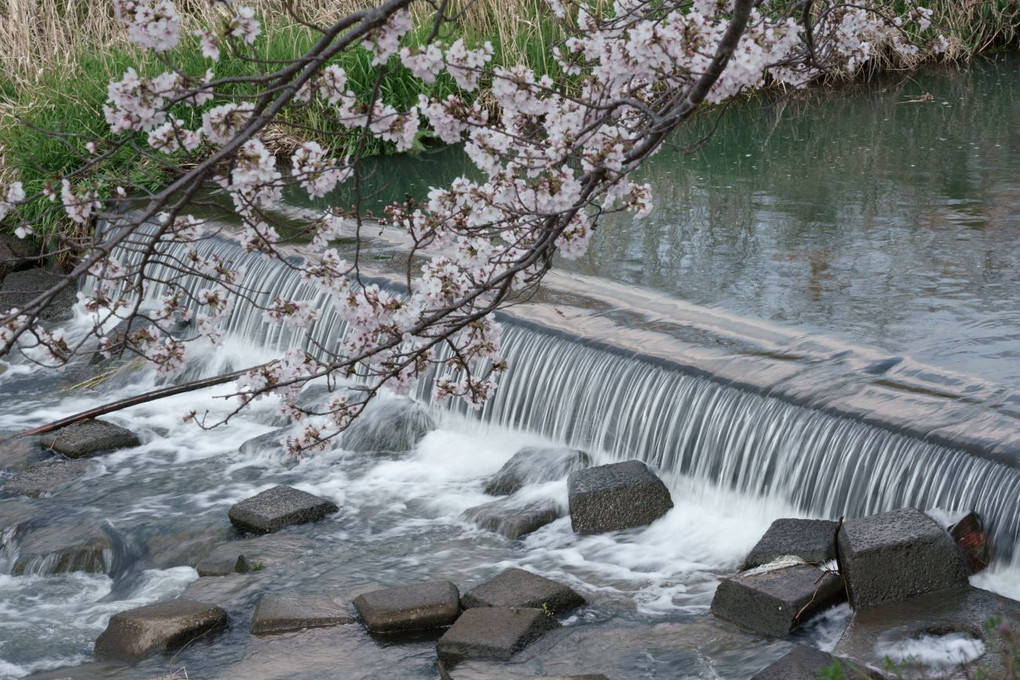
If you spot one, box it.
[93,599,227,662]
[227,485,338,534]
[462,568,585,615]
[837,508,969,609]
[0,436,47,471]
[485,447,592,496]
[436,607,560,665]
[353,581,460,634]
[250,594,355,635]
[3,459,94,498]
[39,419,140,458]
[710,563,845,637]
[742,518,838,570]
[144,528,231,570]
[567,460,673,535]
[751,645,882,680]
[462,498,562,539]
[341,398,435,453]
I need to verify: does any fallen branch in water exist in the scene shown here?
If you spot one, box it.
[1,366,258,441]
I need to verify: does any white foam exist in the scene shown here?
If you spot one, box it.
[875,632,985,677]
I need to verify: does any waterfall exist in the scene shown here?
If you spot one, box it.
[88,222,1020,563]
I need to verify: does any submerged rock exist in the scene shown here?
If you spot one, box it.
[0,436,48,471]
[837,508,969,609]
[741,518,838,570]
[750,645,883,680]
[436,607,560,665]
[144,528,232,570]
[484,447,592,496]
[835,586,1020,679]
[251,594,355,635]
[12,517,115,576]
[196,550,250,577]
[228,485,338,534]
[341,398,435,453]
[39,419,140,458]
[461,568,585,615]
[93,599,228,662]
[710,560,845,637]
[461,497,562,540]
[567,460,673,534]
[3,458,95,498]
[353,580,461,634]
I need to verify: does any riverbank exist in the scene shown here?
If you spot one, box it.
[1,0,1017,242]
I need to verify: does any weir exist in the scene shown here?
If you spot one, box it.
[92,222,1020,563]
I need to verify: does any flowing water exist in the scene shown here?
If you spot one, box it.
[1,57,1019,679]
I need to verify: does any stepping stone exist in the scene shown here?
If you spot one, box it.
[837,508,969,609]
[741,518,839,570]
[436,607,560,665]
[462,498,562,539]
[341,398,435,453]
[93,599,228,662]
[144,528,231,570]
[3,459,94,498]
[462,568,585,615]
[751,645,881,680]
[567,460,673,534]
[196,549,250,577]
[710,561,845,637]
[353,581,460,634]
[13,518,113,576]
[485,447,592,496]
[227,485,338,534]
[250,594,355,635]
[39,419,139,458]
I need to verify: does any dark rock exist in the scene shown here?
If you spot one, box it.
[710,562,845,637]
[196,549,250,577]
[949,512,990,574]
[39,419,140,458]
[835,586,1020,679]
[461,568,585,615]
[0,436,48,471]
[353,580,460,634]
[13,518,113,576]
[227,485,338,534]
[837,508,969,609]
[93,599,228,662]
[0,234,39,276]
[741,518,839,570]
[461,497,563,539]
[341,397,435,453]
[3,458,95,498]
[485,447,592,496]
[567,460,673,535]
[0,268,75,321]
[436,607,560,665]
[751,645,883,680]
[523,677,611,680]
[250,594,355,635]
[144,528,232,570]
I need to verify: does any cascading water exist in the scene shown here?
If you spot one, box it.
[96,222,1020,567]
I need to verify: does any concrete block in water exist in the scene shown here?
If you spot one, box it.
[741,518,839,570]
[837,508,969,609]
[461,497,562,539]
[40,419,140,458]
[341,397,435,453]
[436,607,560,664]
[250,594,355,635]
[567,460,673,534]
[93,599,227,662]
[3,458,94,498]
[227,485,338,534]
[711,562,845,637]
[751,645,882,680]
[353,581,460,634]
[462,568,585,615]
[485,447,592,496]
[12,518,113,576]
[196,549,250,577]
